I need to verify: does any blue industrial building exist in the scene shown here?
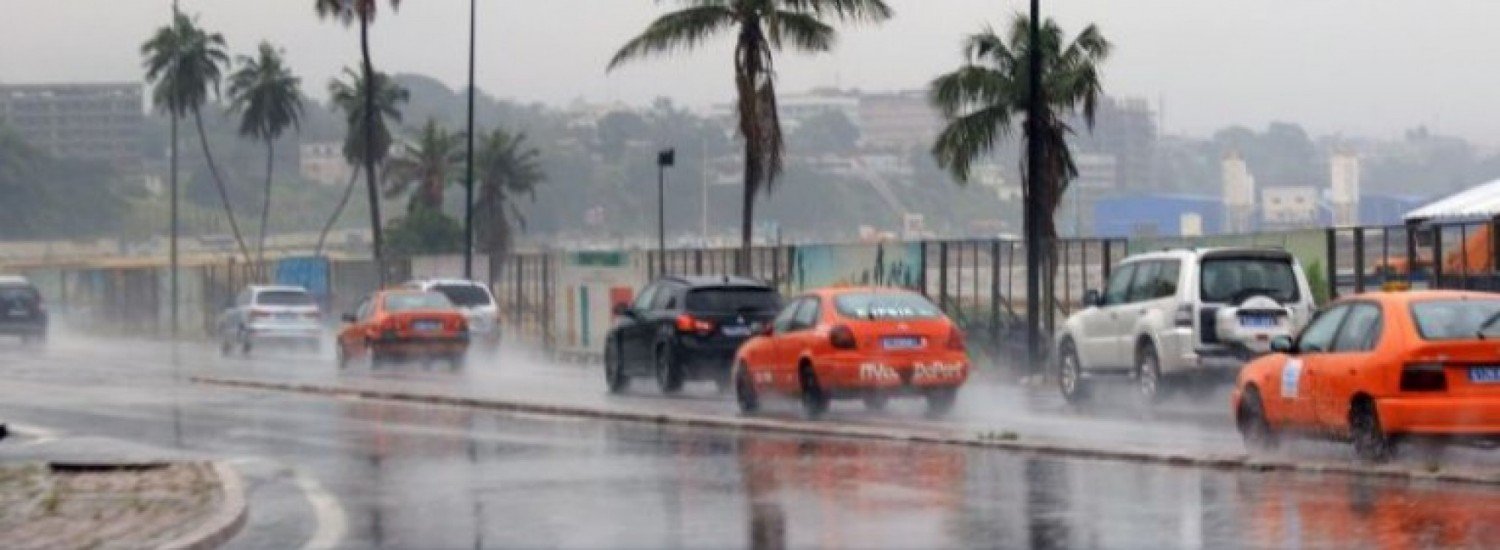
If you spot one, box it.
[1092,194,1223,238]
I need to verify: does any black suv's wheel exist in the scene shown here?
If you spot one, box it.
[1236,387,1279,452]
[734,363,759,414]
[925,387,958,418]
[1136,342,1167,405]
[799,363,830,419]
[1351,398,1395,462]
[655,345,685,394]
[1057,339,1091,404]
[604,341,629,394]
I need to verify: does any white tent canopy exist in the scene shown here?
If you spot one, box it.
[1405,178,1500,224]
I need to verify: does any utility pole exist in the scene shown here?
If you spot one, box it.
[657,149,675,277]
[169,0,180,340]
[463,0,477,279]
[1024,0,1045,371]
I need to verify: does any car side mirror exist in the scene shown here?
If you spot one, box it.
[1270,335,1296,354]
[341,313,357,324]
[612,303,632,317]
[1084,289,1102,308]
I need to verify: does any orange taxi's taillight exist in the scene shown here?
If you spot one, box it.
[1401,363,1447,392]
[829,325,857,350]
[947,327,967,352]
[676,314,715,335]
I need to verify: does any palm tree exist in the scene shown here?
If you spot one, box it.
[608,0,893,273]
[385,119,463,214]
[142,11,253,263]
[930,14,1110,333]
[314,68,408,256]
[474,128,544,258]
[314,0,402,274]
[930,14,1110,239]
[228,42,304,271]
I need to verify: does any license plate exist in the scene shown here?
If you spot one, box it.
[1470,367,1500,384]
[1240,315,1277,328]
[721,326,752,337]
[6,308,25,318]
[413,321,442,332]
[883,337,923,350]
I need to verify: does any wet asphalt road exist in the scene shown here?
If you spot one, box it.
[1,334,1499,548]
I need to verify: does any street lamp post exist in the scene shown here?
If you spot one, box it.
[462,0,477,280]
[1024,0,1045,371]
[657,148,675,277]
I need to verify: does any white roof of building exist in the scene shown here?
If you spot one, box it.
[1405,178,1500,224]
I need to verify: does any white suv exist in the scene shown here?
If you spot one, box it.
[404,279,502,350]
[1055,248,1316,403]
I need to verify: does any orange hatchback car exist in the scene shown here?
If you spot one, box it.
[1233,290,1500,460]
[337,289,470,369]
[731,287,969,418]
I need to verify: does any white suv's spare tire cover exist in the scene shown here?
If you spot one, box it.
[1215,295,1290,349]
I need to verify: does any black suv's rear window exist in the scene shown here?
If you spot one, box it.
[686,288,779,313]
[432,284,493,307]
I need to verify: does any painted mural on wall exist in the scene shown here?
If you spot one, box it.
[790,242,923,292]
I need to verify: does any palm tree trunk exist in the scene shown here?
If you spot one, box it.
[739,139,754,276]
[191,107,253,263]
[169,113,179,339]
[257,137,274,280]
[316,167,361,258]
[360,16,385,282]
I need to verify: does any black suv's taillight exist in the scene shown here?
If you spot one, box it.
[1401,363,1447,392]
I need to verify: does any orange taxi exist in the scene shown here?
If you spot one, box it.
[1233,290,1500,460]
[337,289,470,369]
[731,287,969,418]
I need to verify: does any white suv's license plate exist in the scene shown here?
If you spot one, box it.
[1240,315,1277,328]
[1470,367,1500,384]
[721,326,752,337]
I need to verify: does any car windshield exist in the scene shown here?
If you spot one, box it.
[384,292,453,312]
[1199,257,1299,303]
[1411,299,1500,340]
[834,292,942,319]
[685,287,779,313]
[432,284,493,307]
[257,290,313,306]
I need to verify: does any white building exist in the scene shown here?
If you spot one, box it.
[300,142,354,186]
[1330,152,1360,226]
[1262,186,1320,227]
[1222,152,1257,232]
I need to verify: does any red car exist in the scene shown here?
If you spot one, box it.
[731,287,970,418]
[337,289,470,368]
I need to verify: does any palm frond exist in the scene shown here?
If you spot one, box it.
[929,65,1017,119]
[767,11,835,52]
[931,106,1012,183]
[783,0,893,22]
[607,5,737,70]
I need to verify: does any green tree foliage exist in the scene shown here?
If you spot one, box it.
[228,42,304,266]
[0,125,127,239]
[474,128,545,257]
[385,119,462,213]
[385,205,462,256]
[929,14,1111,243]
[316,68,408,255]
[609,0,893,271]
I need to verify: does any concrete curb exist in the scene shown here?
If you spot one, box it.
[191,375,1500,488]
[159,461,248,550]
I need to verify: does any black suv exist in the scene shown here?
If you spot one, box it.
[604,275,781,394]
[0,277,47,344]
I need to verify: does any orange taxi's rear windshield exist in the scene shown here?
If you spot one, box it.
[383,292,453,312]
[1411,299,1500,340]
[834,292,941,320]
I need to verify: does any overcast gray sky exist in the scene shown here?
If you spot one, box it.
[3,1,1499,145]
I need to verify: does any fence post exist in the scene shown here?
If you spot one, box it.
[937,242,949,311]
[1352,227,1366,294]
[1433,225,1445,288]
[513,256,524,326]
[1406,223,1420,287]
[1325,228,1338,301]
[990,240,1001,364]
[918,241,929,297]
[1102,240,1113,284]
[1493,217,1500,275]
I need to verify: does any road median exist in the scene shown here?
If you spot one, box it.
[191,374,1500,487]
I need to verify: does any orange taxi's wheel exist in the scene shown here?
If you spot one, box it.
[799,363,829,419]
[734,363,759,414]
[1351,398,1395,462]
[1236,387,1279,452]
[925,387,958,418]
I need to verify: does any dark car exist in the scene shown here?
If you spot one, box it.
[0,276,47,344]
[604,275,782,394]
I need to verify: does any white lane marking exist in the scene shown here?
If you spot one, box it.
[5,422,60,444]
[294,467,347,550]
